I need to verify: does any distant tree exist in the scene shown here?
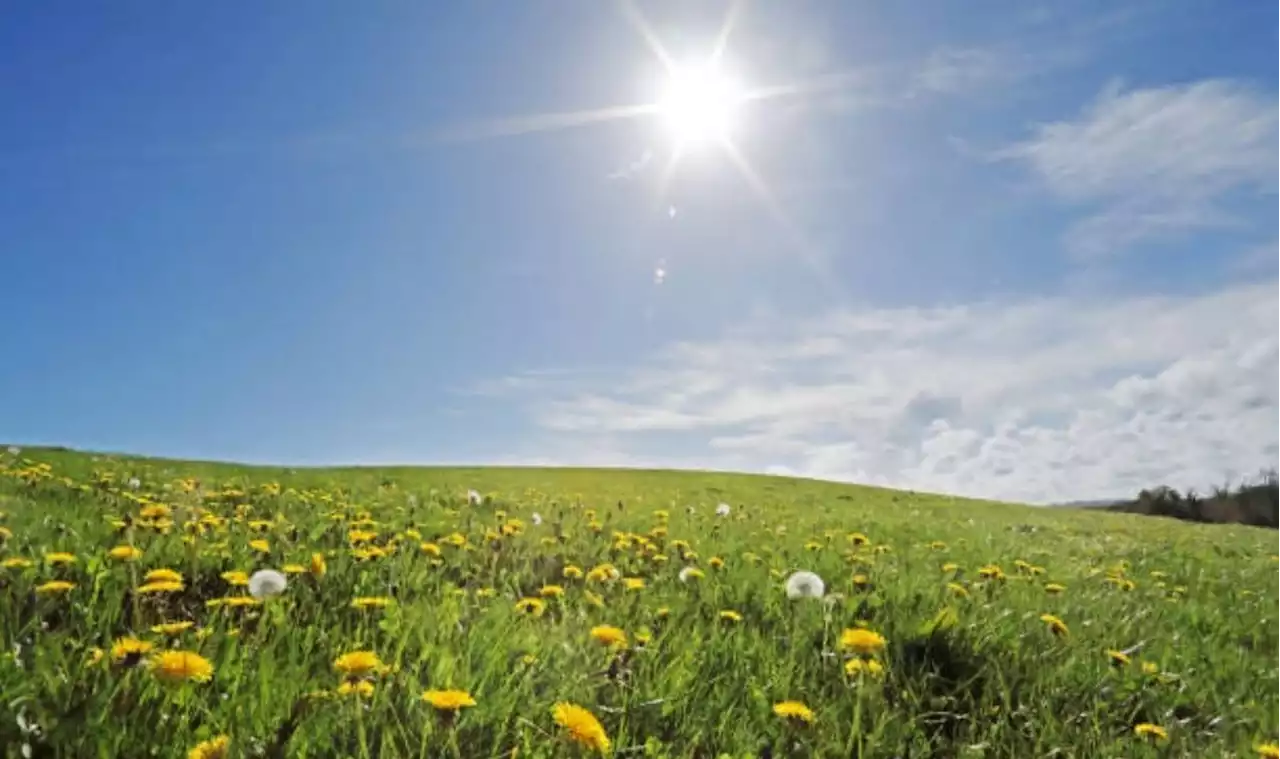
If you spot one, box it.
[1108,474,1277,528]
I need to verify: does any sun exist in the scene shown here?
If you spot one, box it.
[657,63,744,147]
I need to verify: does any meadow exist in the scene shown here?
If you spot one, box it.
[0,446,1276,758]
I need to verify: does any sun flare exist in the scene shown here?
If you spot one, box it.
[657,64,744,146]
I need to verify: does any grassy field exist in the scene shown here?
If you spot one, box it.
[0,446,1276,758]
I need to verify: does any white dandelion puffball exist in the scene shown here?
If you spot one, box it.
[248,569,288,599]
[466,489,482,506]
[127,477,141,490]
[531,512,543,525]
[715,502,731,517]
[678,566,700,583]
[784,570,826,600]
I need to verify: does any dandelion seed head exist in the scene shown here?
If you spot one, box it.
[248,569,288,599]
[784,570,826,600]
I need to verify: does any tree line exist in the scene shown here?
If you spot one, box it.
[1103,469,1279,528]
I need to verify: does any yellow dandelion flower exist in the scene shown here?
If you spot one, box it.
[1040,613,1069,637]
[1133,723,1168,742]
[351,596,394,610]
[144,568,183,584]
[1044,583,1066,594]
[139,504,172,520]
[552,702,610,754]
[589,625,628,648]
[844,658,885,678]
[309,552,327,577]
[539,584,565,598]
[44,552,76,566]
[333,650,383,678]
[708,556,725,570]
[35,580,75,595]
[137,580,185,594]
[187,734,230,759]
[929,541,947,550]
[941,562,960,573]
[108,545,142,561]
[152,621,195,636]
[208,596,260,608]
[839,628,887,656]
[111,637,154,663]
[586,564,619,583]
[421,689,477,711]
[622,577,645,591]
[851,573,870,589]
[718,610,743,623]
[347,529,377,544]
[151,650,214,683]
[2,557,33,569]
[563,565,584,579]
[678,566,703,582]
[221,570,249,586]
[514,597,546,616]
[1255,742,1280,759]
[337,680,375,698]
[248,539,270,553]
[772,701,815,724]
[1107,649,1131,667]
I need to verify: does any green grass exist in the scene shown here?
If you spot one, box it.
[1,446,1276,758]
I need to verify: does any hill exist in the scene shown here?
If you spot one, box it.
[0,445,1276,758]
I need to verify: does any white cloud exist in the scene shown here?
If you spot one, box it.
[490,281,1278,504]
[607,149,653,180]
[1231,239,1278,275]
[1003,79,1277,257]
[912,47,1025,96]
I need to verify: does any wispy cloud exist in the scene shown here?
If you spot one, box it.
[607,149,653,180]
[486,280,1277,503]
[910,47,1035,97]
[1001,79,1278,258]
[1231,239,1278,275]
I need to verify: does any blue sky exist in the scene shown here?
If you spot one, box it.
[2,0,1276,502]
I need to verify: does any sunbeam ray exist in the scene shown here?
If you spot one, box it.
[655,146,684,209]
[741,67,881,105]
[710,0,746,66]
[721,140,841,298]
[619,0,676,74]
[434,102,660,143]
